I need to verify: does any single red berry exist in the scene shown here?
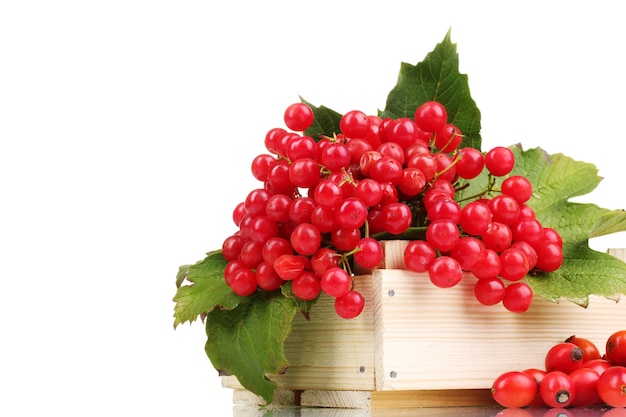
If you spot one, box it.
[597,366,626,407]
[491,371,537,408]
[320,267,352,298]
[414,101,447,133]
[334,290,365,319]
[539,371,576,408]
[284,102,314,131]
[485,146,515,176]
[502,282,533,313]
[545,342,585,374]
[569,367,601,407]
[340,110,370,139]
[606,330,626,366]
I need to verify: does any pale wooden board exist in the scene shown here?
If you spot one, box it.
[373,245,626,391]
[301,390,371,409]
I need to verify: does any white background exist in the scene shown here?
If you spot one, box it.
[1,1,625,416]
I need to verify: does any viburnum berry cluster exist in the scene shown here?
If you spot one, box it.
[492,331,626,408]
[221,100,564,319]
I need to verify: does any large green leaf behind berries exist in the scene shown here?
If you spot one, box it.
[172,251,244,328]
[303,30,481,151]
[513,146,626,306]
[205,292,298,404]
[381,30,481,150]
[457,145,626,306]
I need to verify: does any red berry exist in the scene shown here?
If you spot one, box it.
[340,110,370,139]
[491,371,537,408]
[597,366,626,407]
[539,371,576,408]
[320,267,352,298]
[335,290,365,319]
[485,146,515,176]
[284,102,314,131]
[414,101,447,133]
[545,342,585,374]
[606,330,626,366]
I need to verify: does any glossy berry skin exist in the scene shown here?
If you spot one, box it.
[501,175,533,203]
[404,240,436,273]
[473,277,505,306]
[414,101,447,133]
[606,330,626,366]
[229,268,258,296]
[597,366,626,407]
[425,219,460,252]
[291,270,321,301]
[534,241,564,272]
[565,335,601,362]
[545,342,584,374]
[499,247,530,282]
[485,146,515,177]
[340,110,369,139]
[353,237,383,269]
[460,201,492,236]
[569,367,600,407]
[335,290,365,319]
[455,147,484,179]
[255,261,285,292]
[584,358,612,376]
[428,256,463,288]
[310,248,339,276]
[502,282,533,313]
[320,267,352,298]
[290,223,322,256]
[380,202,412,235]
[481,222,512,252]
[539,370,576,408]
[434,123,462,153]
[522,368,547,407]
[283,102,314,131]
[450,236,485,271]
[491,371,538,408]
[471,248,501,280]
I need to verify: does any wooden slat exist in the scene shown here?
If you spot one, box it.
[370,389,496,408]
[301,390,371,409]
[372,242,626,391]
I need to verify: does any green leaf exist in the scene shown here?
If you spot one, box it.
[589,209,626,238]
[381,29,481,150]
[205,292,299,404]
[175,264,190,288]
[508,146,626,306]
[301,97,342,140]
[528,243,626,306]
[172,251,245,328]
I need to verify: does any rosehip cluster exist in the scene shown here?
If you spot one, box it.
[492,331,626,408]
[220,100,563,319]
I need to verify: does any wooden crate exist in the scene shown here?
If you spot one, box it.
[223,243,626,410]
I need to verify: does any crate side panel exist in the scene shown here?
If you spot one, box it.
[374,268,626,391]
[268,274,376,391]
